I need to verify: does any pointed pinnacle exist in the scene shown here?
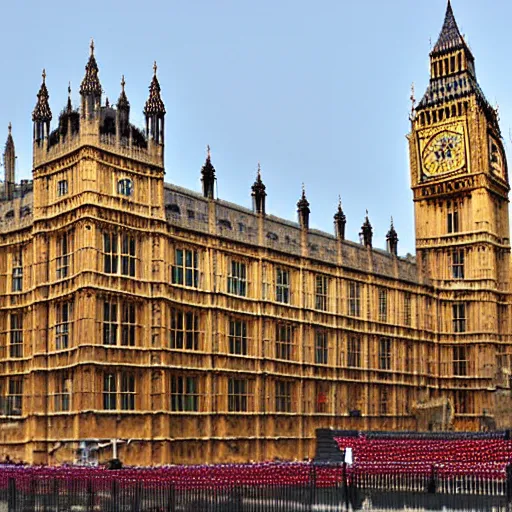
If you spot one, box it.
[8,122,11,134]
[121,75,126,91]
[153,61,158,76]
[42,69,46,83]
[90,38,95,56]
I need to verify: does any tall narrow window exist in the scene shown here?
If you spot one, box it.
[171,375,199,412]
[103,302,118,345]
[348,281,361,317]
[121,303,136,347]
[452,249,465,279]
[379,337,391,370]
[121,235,136,277]
[228,319,248,355]
[452,303,466,333]
[447,201,460,234]
[9,313,23,358]
[103,301,136,346]
[56,233,70,279]
[276,323,294,360]
[227,260,247,297]
[228,378,251,412]
[315,330,328,365]
[54,372,71,412]
[172,248,199,288]
[7,378,22,416]
[378,288,388,322]
[103,373,117,410]
[104,233,118,274]
[120,373,135,411]
[453,346,467,376]
[347,336,361,368]
[12,249,22,292]
[275,380,293,413]
[404,293,412,326]
[315,275,329,311]
[170,308,200,350]
[55,302,71,350]
[103,233,136,277]
[276,268,290,304]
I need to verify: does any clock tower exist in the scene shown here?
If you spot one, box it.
[409,1,511,428]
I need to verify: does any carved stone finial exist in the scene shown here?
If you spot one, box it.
[410,83,416,112]
[207,144,211,160]
[42,69,46,83]
[153,61,158,76]
[8,122,11,135]
[90,38,95,56]
[121,75,125,91]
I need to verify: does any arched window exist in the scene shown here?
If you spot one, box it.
[117,178,133,197]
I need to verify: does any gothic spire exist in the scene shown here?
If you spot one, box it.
[66,82,72,113]
[32,69,52,122]
[334,196,346,240]
[386,217,399,256]
[4,123,15,201]
[360,210,373,248]
[144,62,166,116]
[251,163,267,215]
[80,39,102,96]
[201,145,216,199]
[117,75,130,110]
[297,184,310,229]
[432,1,470,56]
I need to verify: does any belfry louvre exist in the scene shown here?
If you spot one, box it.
[1,2,512,465]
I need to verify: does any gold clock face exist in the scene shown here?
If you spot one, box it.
[422,131,465,177]
[489,137,505,179]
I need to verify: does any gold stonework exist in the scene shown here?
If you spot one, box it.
[0,3,512,467]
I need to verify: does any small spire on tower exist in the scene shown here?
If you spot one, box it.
[144,61,166,116]
[80,39,102,96]
[201,144,216,199]
[251,162,267,215]
[66,82,72,112]
[117,75,130,110]
[360,210,373,248]
[386,216,399,256]
[32,68,52,123]
[4,123,15,200]
[334,195,347,240]
[297,184,310,229]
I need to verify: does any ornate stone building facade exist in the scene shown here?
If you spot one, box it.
[0,2,511,465]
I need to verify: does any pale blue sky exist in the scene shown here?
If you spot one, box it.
[0,0,509,255]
